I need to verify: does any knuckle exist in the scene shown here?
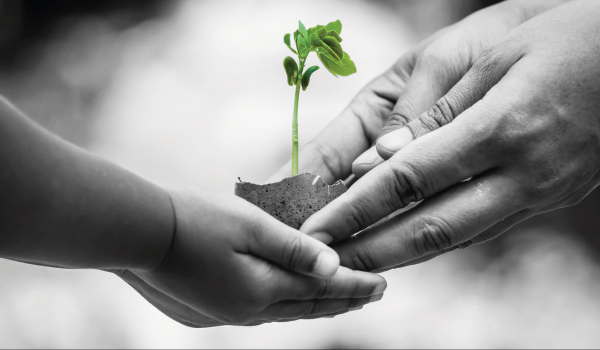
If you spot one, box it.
[304,301,320,316]
[281,236,306,271]
[315,278,334,299]
[384,110,411,134]
[349,248,379,272]
[343,196,381,232]
[384,98,421,136]
[411,216,456,256]
[389,161,429,205]
[413,96,457,138]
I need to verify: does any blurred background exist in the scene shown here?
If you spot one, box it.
[1,0,600,348]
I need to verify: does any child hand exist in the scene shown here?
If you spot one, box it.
[117,188,386,326]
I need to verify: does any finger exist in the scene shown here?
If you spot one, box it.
[371,209,525,273]
[252,308,358,325]
[469,170,600,246]
[248,216,341,278]
[376,39,523,159]
[117,270,222,328]
[369,210,524,274]
[380,44,472,138]
[351,31,452,178]
[259,293,383,321]
[300,308,358,320]
[373,171,600,272]
[301,104,504,244]
[260,306,362,323]
[332,171,529,271]
[373,246,459,273]
[351,146,385,179]
[269,265,386,302]
[267,34,443,185]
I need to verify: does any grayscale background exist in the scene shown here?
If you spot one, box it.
[1,0,600,348]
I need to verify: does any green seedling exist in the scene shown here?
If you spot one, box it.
[283,20,356,176]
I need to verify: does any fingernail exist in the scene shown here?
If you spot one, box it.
[369,293,384,303]
[353,147,382,166]
[313,250,340,278]
[373,282,387,295]
[376,127,414,159]
[352,147,384,178]
[349,306,363,311]
[309,232,334,245]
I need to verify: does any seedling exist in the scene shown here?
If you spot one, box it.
[235,20,353,227]
[283,20,356,176]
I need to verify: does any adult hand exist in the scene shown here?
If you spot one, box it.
[267,0,566,185]
[301,0,600,272]
[114,188,386,327]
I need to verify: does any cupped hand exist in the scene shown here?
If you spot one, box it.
[301,0,600,272]
[267,0,566,185]
[112,188,386,327]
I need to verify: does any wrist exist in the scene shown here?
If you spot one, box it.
[115,184,176,271]
[144,189,177,271]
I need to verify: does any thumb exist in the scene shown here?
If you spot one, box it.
[376,41,522,159]
[248,215,340,279]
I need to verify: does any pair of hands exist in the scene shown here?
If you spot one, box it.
[111,189,385,327]
[270,0,600,270]
[114,0,600,328]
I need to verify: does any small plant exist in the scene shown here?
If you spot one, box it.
[283,20,356,176]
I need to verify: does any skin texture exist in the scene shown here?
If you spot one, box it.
[0,97,386,327]
[299,0,600,272]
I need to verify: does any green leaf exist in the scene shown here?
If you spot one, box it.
[327,30,342,43]
[298,21,309,42]
[283,56,299,86]
[309,33,323,48]
[318,52,337,77]
[297,35,309,57]
[317,50,356,77]
[284,33,297,54]
[316,27,327,40]
[301,66,319,91]
[323,36,343,61]
[317,43,341,62]
[325,20,342,34]
[307,25,324,38]
[293,30,300,50]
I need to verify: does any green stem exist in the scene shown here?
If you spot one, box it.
[292,59,305,176]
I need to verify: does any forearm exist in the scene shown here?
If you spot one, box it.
[0,97,174,270]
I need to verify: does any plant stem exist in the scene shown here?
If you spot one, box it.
[292,59,305,176]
